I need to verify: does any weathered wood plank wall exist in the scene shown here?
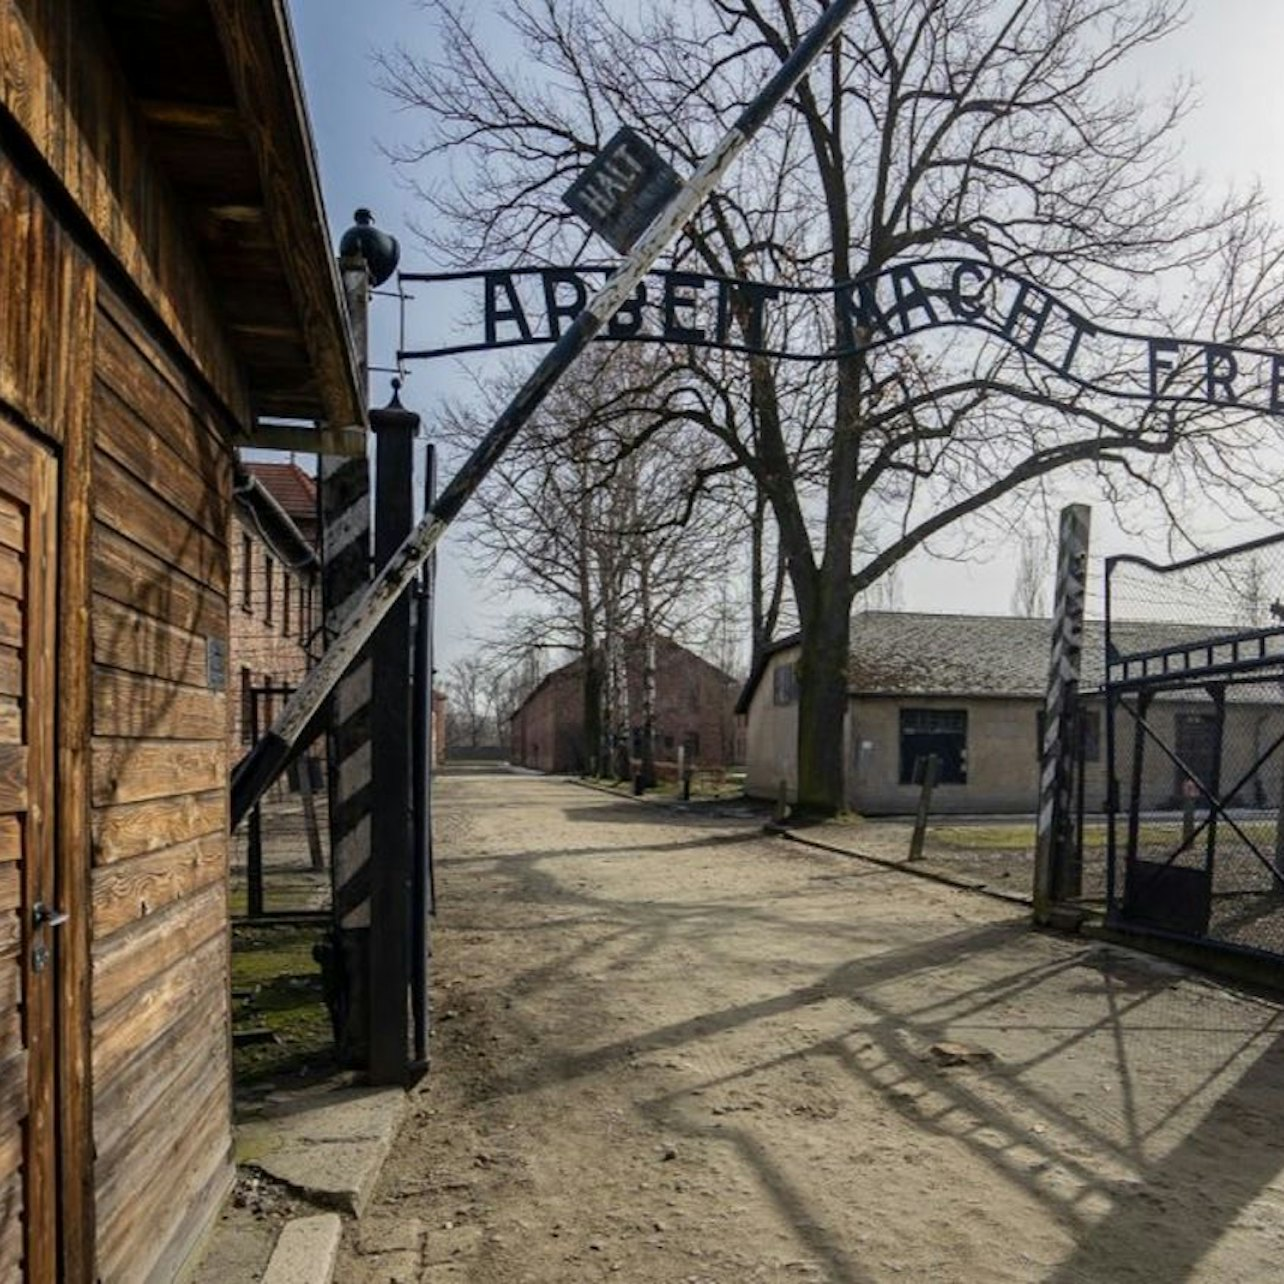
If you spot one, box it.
[0,122,97,1280]
[0,2,253,1279]
[87,286,234,1283]
[0,0,249,423]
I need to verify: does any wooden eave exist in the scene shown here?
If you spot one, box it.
[98,0,366,431]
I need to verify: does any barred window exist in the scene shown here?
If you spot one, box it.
[899,708,967,785]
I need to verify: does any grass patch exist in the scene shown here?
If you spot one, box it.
[231,923,337,1092]
[929,824,1036,851]
[928,819,1278,854]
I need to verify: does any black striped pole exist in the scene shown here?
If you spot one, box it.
[230,0,862,827]
[1033,503,1092,922]
[320,256,376,1064]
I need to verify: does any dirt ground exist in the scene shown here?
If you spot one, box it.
[340,767,1284,1283]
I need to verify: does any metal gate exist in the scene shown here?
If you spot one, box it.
[232,682,331,921]
[1103,532,1284,961]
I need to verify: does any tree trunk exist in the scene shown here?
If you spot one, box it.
[794,581,853,815]
[582,650,603,776]
[638,554,657,788]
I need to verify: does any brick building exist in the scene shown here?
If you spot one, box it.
[228,461,322,754]
[510,637,743,774]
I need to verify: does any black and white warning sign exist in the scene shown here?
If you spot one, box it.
[563,126,682,254]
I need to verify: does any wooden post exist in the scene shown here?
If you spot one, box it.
[369,391,418,1084]
[1033,504,1091,922]
[298,757,324,871]
[908,754,939,862]
[322,253,374,1064]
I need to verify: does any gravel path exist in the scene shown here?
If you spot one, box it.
[340,767,1284,1283]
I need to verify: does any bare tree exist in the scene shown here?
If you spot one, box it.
[1010,530,1048,618]
[444,656,490,750]
[383,0,1284,811]
[438,345,740,776]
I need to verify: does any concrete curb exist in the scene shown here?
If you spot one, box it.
[190,1087,410,1281]
[261,1215,342,1284]
[238,1086,408,1217]
[763,823,1034,908]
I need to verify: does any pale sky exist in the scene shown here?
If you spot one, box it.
[286,0,1284,671]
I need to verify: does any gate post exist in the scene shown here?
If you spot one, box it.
[1034,504,1091,923]
[322,252,374,1064]
[369,387,418,1084]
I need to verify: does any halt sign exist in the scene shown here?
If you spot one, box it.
[563,126,682,254]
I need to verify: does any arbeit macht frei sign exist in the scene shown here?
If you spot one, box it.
[399,256,1284,418]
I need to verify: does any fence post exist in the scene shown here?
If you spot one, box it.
[1273,770,1284,882]
[248,688,264,917]
[1034,504,1091,922]
[411,442,436,1066]
[294,755,325,871]
[908,754,939,862]
[368,388,418,1084]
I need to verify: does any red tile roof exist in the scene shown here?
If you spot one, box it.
[245,462,317,524]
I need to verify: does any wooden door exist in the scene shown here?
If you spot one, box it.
[0,413,59,1281]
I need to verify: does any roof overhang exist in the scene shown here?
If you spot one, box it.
[100,0,366,432]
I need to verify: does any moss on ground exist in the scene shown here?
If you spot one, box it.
[231,923,337,1091]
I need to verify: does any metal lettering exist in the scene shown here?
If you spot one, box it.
[1205,345,1239,404]
[484,272,533,344]
[662,271,707,342]
[1002,281,1056,353]
[1149,338,1180,398]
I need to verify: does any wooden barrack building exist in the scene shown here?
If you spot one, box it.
[0,1,364,1279]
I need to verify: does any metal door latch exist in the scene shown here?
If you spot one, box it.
[31,903,67,973]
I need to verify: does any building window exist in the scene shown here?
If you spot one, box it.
[298,580,308,644]
[264,556,274,625]
[899,708,967,785]
[772,662,799,706]
[282,571,292,637]
[241,534,253,611]
[240,667,252,743]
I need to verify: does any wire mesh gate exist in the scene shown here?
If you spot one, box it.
[1100,532,1284,961]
